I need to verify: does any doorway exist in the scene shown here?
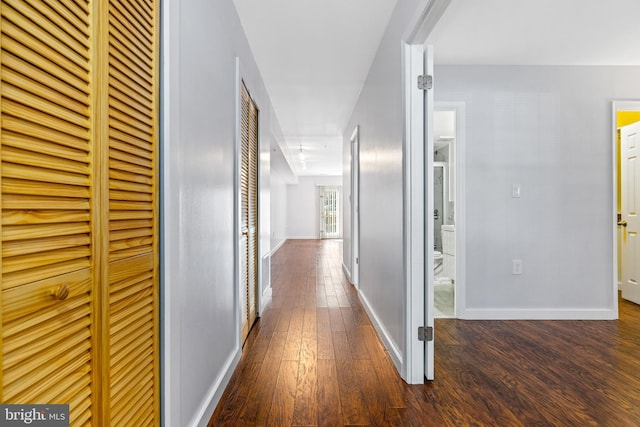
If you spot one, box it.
[320,186,341,239]
[615,101,640,307]
[350,126,360,288]
[240,82,259,344]
[433,104,465,319]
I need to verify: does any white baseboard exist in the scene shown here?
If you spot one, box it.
[460,308,617,320]
[190,347,241,427]
[357,291,403,374]
[287,235,318,240]
[269,238,286,256]
[342,263,352,284]
[260,285,272,313]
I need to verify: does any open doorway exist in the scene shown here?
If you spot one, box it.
[319,186,341,239]
[614,101,640,308]
[433,104,465,318]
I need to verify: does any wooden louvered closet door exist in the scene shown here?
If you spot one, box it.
[104,0,159,425]
[0,0,159,425]
[239,83,258,344]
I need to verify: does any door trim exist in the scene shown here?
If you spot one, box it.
[401,0,451,385]
[350,126,360,288]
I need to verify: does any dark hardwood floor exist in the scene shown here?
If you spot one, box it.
[209,239,640,426]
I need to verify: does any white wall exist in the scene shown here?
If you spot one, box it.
[287,176,343,239]
[162,1,285,425]
[342,0,426,371]
[435,65,640,319]
[270,142,296,253]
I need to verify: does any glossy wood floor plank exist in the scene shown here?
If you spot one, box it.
[209,239,640,426]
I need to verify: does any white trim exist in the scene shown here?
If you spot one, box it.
[342,263,353,284]
[461,308,617,320]
[234,57,243,353]
[401,0,452,386]
[269,238,286,256]
[612,100,640,318]
[403,0,452,44]
[287,235,319,240]
[161,0,180,423]
[350,125,360,289]
[358,291,403,372]
[402,42,426,384]
[260,285,272,313]
[188,349,242,427]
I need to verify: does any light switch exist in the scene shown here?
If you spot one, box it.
[512,184,521,198]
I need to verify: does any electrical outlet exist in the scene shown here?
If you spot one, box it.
[512,259,523,275]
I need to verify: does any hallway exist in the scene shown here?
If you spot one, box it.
[209,240,640,426]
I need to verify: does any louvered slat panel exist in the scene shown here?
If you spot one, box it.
[0,1,94,425]
[106,0,159,424]
[248,93,258,325]
[240,83,250,342]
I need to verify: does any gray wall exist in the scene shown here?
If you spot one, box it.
[436,65,640,317]
[342,0,640,378]
[342,0,425,367]
[162,0,285,425]
[287,176,343,239]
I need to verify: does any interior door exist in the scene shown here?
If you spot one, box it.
[239,83,258,343]
[424,45,435,380]
[0,0,97,416]
[621,121,640,304]
[320,187,340,239]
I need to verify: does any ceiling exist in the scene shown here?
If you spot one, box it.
[234,0,640,177]
[233,0,398,176]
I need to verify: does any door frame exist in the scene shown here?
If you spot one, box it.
[234,59,262,347]
[613,100,640,312]
[350,126,360,288]
[401,0,451,385]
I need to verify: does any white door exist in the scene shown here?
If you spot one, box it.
[621,121,640,304]
[403,42,434,383]
[424,45,435,380]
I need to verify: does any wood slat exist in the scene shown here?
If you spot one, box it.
[109,146,152,170]
[3,245,90,274]
[2,145,88,175]
[109,0,153,45]
[109,128,154,160]
[30,0,90,37]
[2,258,90,290]
[2,116,90,153]
[3,233,90,257]
[2,194,89,211]
[0,32,88,91]
[0,12,89,73]
[3,221,89,241]
[2,100,90,141]
[2,51,89,105]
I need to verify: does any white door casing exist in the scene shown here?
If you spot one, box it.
[350,126,360,288]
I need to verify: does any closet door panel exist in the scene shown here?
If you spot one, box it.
[106,0,159,424]
[0,0,95,425]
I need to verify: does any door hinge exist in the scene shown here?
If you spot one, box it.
[417,75,433,90]
[418,326,433,342]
